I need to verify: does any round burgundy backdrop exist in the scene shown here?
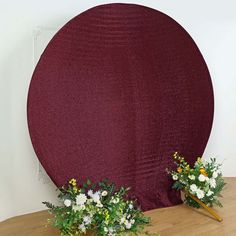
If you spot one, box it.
[27,3,214,210]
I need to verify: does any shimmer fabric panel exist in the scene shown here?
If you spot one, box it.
[27,3,214,211]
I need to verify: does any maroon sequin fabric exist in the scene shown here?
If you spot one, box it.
[27,4,214,210]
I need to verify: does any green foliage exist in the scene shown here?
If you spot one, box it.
[168,152,226,209]
[43,178,150,236]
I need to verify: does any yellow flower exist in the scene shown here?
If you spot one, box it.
[69,178,77,186]
[200,168,208,176]
[173,152,178,159]
[185,165,190,172]
[177,167,182,173]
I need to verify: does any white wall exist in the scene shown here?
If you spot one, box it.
[0,0,236,221]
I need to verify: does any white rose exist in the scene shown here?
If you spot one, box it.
[198,174,206,182]
[172,175,178,180]
[102,190,108,196]
[190,184,198,193]
[76,193,87,206]
[206,190,214,197]
[125,221,132,229]
[196,189,205,199]
[64,199,72,207]
[212,172,218,179]
[209,178,216,188]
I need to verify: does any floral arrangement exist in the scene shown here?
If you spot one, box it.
[169,152,226,209]
[43,178,150,236]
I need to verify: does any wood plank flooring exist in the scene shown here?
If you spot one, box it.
[0,178,235,236]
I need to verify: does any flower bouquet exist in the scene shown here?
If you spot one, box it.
[169,152,226,222]
[43,178,150,236]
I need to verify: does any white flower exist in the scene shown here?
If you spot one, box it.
[198,174,206,182]
[76,193,87,206]
[79,223,86,233]
[92,191,100,203]
[101,190,108,196]
[196,189,205,199]
[108,228,115,236]
[209,178,216,188]
[120,217,126,224]
[87,190,93,197]
[212,172,218,179]
[130,219,135,224]
[190,184,198,193]
[206,190,214,197]
[110,198,119,204]
[129,204,133,209]
[87,190,101,203]
[125,221,132,229]
[113,198,120,204]
[64,199,72,207]
[188,175,195,180]
[96,202,103,208]
[83,216,92,225]
[108,227,114,233]
[172,175,178,180]
[104,227,108,232]
[110,197,115,203]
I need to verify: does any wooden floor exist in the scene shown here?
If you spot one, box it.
[0,178,236,236]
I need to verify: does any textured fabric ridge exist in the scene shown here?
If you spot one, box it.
[27,3,214,211]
